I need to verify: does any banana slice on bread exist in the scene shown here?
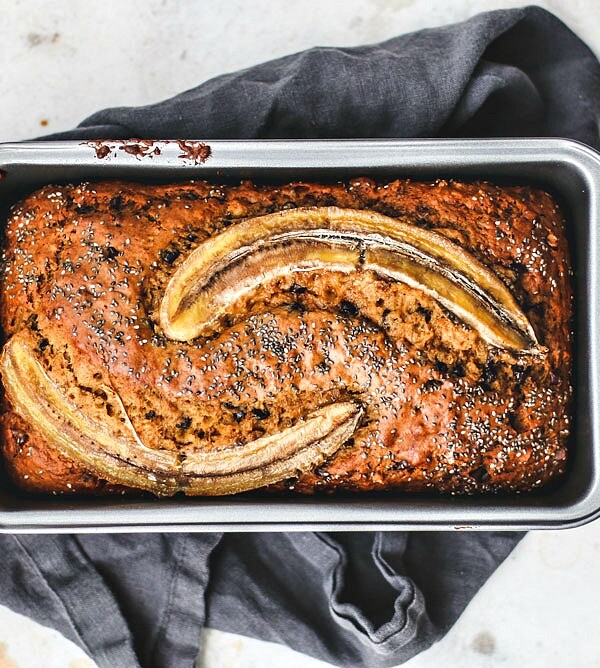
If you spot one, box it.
[161,207,539,352]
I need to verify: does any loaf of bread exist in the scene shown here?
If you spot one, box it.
[0,178,572,496]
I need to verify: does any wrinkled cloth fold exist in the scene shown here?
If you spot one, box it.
[2,6,599,668]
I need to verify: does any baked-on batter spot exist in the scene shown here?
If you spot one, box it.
[176,140,211,163]
[82,140,210,164]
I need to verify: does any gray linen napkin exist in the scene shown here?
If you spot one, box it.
[2,6,599,668]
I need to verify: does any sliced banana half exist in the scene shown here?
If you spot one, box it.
[159,206,539,353]
[1,332,362,496]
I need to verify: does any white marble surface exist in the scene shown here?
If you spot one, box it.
[0,1,599,667]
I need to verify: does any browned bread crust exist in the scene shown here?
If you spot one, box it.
[0,178,572,495]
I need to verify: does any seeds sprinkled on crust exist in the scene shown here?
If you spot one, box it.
[0,178,573,496]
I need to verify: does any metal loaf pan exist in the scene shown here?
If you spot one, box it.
[0,138,598,533]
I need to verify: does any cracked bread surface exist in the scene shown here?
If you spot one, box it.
[0,177,573,496]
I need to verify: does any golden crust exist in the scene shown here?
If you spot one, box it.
[0,177,572,495]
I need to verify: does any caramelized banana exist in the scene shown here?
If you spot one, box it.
[160,206,539,352]
[182,401,362,495]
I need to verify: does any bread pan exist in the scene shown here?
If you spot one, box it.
[0,137,597,532]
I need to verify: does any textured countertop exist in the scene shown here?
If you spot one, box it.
[0,1,598,666]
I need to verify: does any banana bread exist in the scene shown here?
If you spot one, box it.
[0,178,573,496]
